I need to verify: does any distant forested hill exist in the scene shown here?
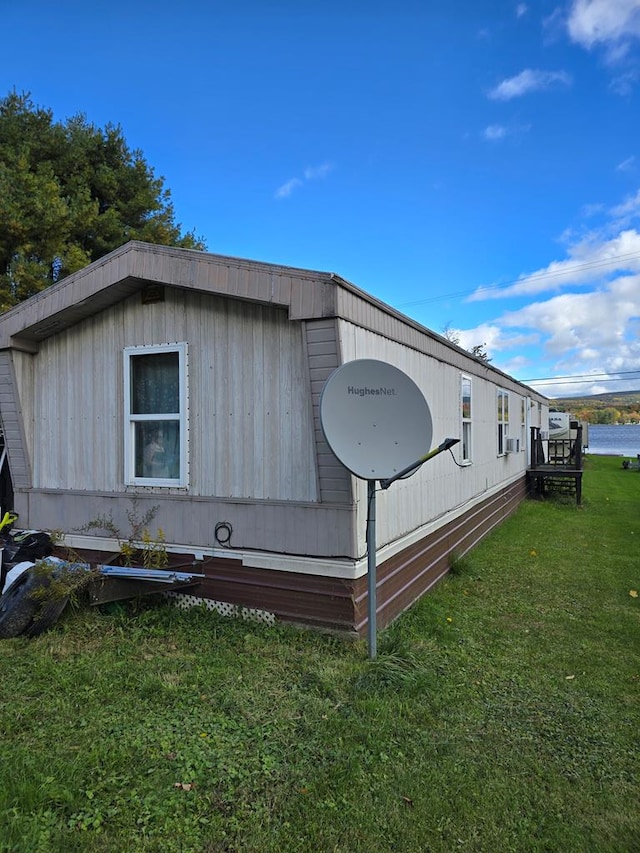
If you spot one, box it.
[551,390,640,424]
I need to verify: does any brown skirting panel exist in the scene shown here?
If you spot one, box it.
[352,475,527,634]
[64,545,358,633]
[193,559,357,633]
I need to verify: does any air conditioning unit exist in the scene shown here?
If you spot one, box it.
[506,438,520,453]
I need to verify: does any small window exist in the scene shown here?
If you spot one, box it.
[461,375,472,463]
[124,343,188,486]
[520,398,526,452]
[497,389,509,455]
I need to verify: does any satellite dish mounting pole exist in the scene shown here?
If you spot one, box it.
[366,479,377,660]
[319,359,445,663]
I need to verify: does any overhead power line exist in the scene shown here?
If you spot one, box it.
[524,378,640,389]
[396,249,640,308]
[522,368,640,384]
[532,376,640,387]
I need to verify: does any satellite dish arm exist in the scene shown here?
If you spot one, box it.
[379,437,460,490]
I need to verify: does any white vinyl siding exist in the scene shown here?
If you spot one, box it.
[338,321,537,554]
[28,290,317,501]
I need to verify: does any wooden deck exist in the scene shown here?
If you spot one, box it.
[527,427,584,505]
[527,466,583,503]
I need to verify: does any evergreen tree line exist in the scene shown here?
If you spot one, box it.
[0,91,205,312]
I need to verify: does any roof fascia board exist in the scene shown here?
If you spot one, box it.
[0,242,338,347]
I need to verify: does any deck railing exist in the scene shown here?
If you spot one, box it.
[529,426,583,471]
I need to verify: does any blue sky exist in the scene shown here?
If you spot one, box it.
[3,0,640,398]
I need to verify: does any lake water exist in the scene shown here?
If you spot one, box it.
[586,423,640,458]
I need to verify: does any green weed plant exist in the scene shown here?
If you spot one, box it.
[77,499,168,568]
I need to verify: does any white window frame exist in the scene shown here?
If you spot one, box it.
[123,343,189,487]
[460,375,472,464]
[497,389,509,456]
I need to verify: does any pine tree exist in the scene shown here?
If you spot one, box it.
[0,91,206,311]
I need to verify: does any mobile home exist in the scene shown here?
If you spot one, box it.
[0,242,549,633]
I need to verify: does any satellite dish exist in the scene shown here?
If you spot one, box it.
[320,359,433,480]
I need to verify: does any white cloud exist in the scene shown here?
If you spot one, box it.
[455,323,500,353]
[483,122,531,141]
[488,68,572,100]
[616,155,636,171]
[543,8,567,43]
[500,275,640,362]
[470,227,640,301]
[458,276,640,395]
[483,124,507,141]
[457,191,640,394]
[455,324,539,356]
[274,178,303,199]
[567,0,640,50]
[500,353,533,376]
[610,187,640,220]
[610,67,640,93]
[304,162,334,180]
[275,162,334,199]
[580,201,606,218]
[516,3,528,17]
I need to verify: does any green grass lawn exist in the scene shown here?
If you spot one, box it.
[0,455,638,852]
